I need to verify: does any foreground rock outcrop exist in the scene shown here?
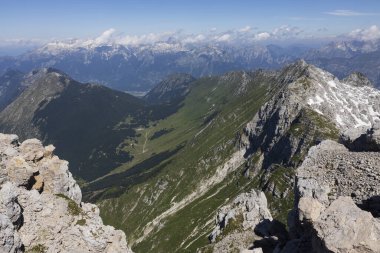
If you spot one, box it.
[205,190,288,253]
[282,140,380,253]
[0,134,132,253]
[312,196,380,253]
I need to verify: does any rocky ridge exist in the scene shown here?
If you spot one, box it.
[240,60,380,172]
[207,62,380,252]
[0,133,132,253]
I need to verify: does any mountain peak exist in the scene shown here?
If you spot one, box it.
[343,71,373,87]
[144,73,196,104]
[278,59,313,84]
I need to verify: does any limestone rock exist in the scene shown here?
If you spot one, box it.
[298,197,324,222]
[38,156,82,204]
[209,190,272,243]
[0,214,22,253]
[0,182,21,225]
[312,197,380,253]
[5,156,35,187]
[0,134,133,253]
[207,190,274,253]
[241,248,263,253]
[19,139,45,161]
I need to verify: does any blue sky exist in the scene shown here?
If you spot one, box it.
[0,0,379,40]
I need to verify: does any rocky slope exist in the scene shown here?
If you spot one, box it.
[0,133,132,253]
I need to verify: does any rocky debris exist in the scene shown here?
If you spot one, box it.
[279,139,380,253]
[312,197,380,253]
[208,190,274,252]
[296,140,380,207]
[0,134,133,253]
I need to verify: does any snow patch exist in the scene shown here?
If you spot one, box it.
[306,66,380,135]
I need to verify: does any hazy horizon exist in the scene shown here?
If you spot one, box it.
[1,0,380,55]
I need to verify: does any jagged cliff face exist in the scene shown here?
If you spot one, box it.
[240,60,379,171]
[0,133,132,253]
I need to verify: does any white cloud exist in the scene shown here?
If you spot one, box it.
[22,25,311,52]
[116,31,179,45]
[239,26,252,33]
[325,10,378,16]
[216,33,231,42]
[348,25,380,41]
[255,32,271,41]
[272,25,303,38]
[94,28,116,44]
[181,34,206,44]
[112,25,304,45]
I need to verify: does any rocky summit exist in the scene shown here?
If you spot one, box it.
[0,133,132,253]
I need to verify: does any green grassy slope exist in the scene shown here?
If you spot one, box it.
[84,71,276,252]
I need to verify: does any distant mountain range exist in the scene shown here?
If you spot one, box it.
[0,38,379,91]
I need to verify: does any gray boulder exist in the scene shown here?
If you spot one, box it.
[312,197,380,253]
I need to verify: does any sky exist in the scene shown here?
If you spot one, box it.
[0,0,380,52]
